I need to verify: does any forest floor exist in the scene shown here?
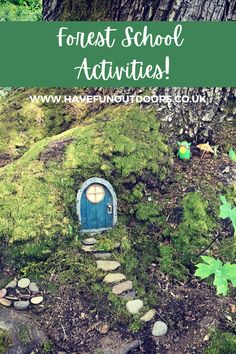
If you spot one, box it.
[1,152,233,354]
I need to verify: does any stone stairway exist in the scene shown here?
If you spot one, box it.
[81,236,156,321]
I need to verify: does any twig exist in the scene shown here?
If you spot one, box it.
[196,220,233,258]
[196,231,220,257]
[61,324,68,340]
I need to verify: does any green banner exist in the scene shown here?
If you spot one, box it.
[0,22,235,87]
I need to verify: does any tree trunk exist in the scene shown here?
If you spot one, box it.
[42,0,236,143]
[43,0,236,21]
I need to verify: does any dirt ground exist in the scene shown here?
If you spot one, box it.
[30,272,234,353]
[27,152,236,354]
[1,142,235,353]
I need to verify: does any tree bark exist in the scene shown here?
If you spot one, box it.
[42,0,236,143]
[43,0,236,21]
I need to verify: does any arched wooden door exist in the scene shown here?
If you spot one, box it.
[77,178,117,233]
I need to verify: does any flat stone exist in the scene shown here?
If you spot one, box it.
[152,321,168,336]
[126,299,143,314]
[140,309,156,322]
[14,300,30,311]
[29,282,39,293]
[18,278,30,289]
[103,273,126,284]
[0,298,12,307]
[82,237,97,246]
[121,290,136,300]
[94,252,112,260]
[31,296,43,305]
[96,261,120,271]
[0,288,7,298]
[112,281,133,295]
[81,245,94,252]
[5,280,17,289]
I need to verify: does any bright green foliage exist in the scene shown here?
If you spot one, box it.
[204,330,236,354]
[0,0,41,21]
[220,195,236,233]
[173,192,216,266]
[195,256,236,296]
[229,148,236,162]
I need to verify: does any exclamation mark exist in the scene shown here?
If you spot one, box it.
[165,56,170,80]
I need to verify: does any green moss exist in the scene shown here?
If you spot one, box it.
[135,201,163,224]
[18,325,30,345]
[42,340,54,352]
[0,329,12,354]
[0,105,171,254]
[0,88,90,159]
[173,192,216,266]
[204,330,236,354]
[159,244,186,281]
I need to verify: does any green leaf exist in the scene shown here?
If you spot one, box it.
[219,195,233,219]
[213,270,228,296]
[222,263,236,287]
[195,263,214,279]
[201,255,222,268]
[219,196,236,233]
[195,256,236,296]
[229,148,236,162]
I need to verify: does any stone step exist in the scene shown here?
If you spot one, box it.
[126,299,143,314]
[82,237,97,246]
[140,309,156,322]
[112,281,133,295]
[94,252,112,260]
[103,273,126,284]
[121,290,136,300]
[81,245,94,252]
[96,260,121,271]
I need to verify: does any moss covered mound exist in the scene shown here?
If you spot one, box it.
[0,104,172,262]
[0,89,91,161]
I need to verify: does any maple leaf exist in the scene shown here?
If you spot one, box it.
[229,148,236,162]
[219,196,236,232]
[195,256,236,296]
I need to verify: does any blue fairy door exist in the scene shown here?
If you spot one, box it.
[77,178,117,232]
